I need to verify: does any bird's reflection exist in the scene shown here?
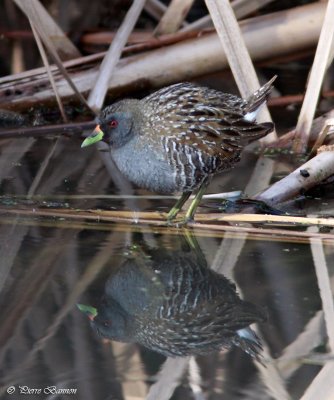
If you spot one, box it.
[88,235,265,362]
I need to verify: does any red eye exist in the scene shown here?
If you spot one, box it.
[109,120,118,128]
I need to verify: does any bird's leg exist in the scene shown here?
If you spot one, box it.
[184,178,210,222]
[167,191,192,221]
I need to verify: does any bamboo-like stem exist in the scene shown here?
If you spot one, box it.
[293,0,334,153]
[88,0,146,113]
[204,0,276,142]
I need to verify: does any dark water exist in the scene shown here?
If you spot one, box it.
[0,135,332,400]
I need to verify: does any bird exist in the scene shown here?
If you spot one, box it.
[81,77,276,222]
[83,241,266,361]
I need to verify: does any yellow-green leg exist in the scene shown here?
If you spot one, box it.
[167,191,192,221]
[184,179,210,222]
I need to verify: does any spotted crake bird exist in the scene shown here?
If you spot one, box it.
[82,77,276,222]
[85,245,266,361]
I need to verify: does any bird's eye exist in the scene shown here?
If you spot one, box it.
[109,120,118,128]
[103,320,111,327]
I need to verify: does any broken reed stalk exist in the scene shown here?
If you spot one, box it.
[204,0,276,142]
[154,0,194,36]
[180,0,277,33]
[13,0,80,60]
[88,0,146,112]
[268,109,334,149]
[293,0,334,154]
[0,2,326,111]
[308,119,334,159]
[13,0,92,114]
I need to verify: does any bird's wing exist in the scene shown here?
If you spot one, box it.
[142,83,272,170]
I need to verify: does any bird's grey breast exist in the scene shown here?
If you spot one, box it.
[110,136,178,194]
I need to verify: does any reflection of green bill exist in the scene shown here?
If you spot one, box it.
[81,125,104,148]
[77,303,98,317]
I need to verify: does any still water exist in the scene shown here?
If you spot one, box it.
[0,135,332,399]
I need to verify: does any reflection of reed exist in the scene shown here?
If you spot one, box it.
[0,130,329,400]
[1,0,334,397]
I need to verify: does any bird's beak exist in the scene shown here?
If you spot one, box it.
[77,303,98,321]
[81,124,104,148]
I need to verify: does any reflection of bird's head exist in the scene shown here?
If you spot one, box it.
[91,297,135,343]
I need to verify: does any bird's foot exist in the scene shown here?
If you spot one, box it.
[166,215,193,227]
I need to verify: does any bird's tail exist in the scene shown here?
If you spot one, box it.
[244,75,277,119]
[233,327,264,364]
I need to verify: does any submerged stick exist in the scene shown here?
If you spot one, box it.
[256,150,334,205]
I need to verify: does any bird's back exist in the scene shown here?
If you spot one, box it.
[140,82,274,191]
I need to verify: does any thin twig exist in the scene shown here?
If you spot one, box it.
[0,121,95,139]
[30,22,67,122]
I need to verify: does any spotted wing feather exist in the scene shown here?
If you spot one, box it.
[142,82,273,178]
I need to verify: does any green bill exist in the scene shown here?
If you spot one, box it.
[81,126,104,148]
[77,303,98,317]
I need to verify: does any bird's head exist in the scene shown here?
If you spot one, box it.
[82,99,140,149]
[77,301,134,342]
